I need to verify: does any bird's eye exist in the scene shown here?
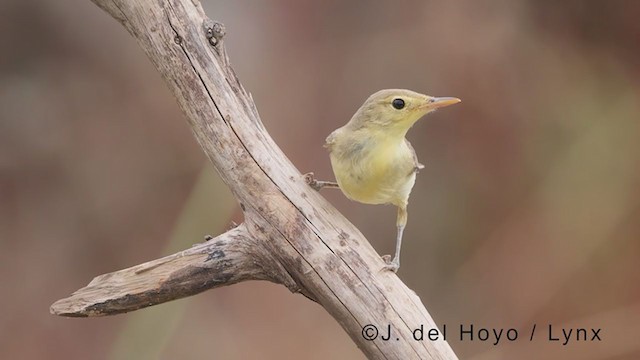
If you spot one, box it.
[392,98,405,110]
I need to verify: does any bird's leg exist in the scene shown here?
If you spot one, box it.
[383,205,407,272]
[303,172,339,191]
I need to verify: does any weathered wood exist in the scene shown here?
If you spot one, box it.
[50,226,272,317]
[52,0,458,358]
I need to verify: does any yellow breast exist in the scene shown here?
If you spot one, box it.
[329,135,417,206]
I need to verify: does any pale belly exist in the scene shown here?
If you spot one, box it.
[330,141,418,207]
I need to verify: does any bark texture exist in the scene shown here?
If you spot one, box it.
[51,1,458,359]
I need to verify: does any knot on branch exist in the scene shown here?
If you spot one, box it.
[204,19,226,46]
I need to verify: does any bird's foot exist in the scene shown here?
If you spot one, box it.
[303,172,322,191]
[303,172,339,191]
[381,255,399,273]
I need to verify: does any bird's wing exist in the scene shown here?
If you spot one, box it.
[324,129,339,150]
[405,139,424,170]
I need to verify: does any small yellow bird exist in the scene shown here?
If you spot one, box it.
[307,89,460,272]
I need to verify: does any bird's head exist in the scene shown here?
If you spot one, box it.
[350,89,461,136]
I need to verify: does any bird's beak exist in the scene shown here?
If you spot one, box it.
[423,96,461,110]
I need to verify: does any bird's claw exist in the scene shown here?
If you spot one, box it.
[381,255,399,273]
[303,172,322,191]
[304,172,340,191]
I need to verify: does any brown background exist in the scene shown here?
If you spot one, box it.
[1,1,639,359]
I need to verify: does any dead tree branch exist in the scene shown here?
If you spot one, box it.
[51,1,458,358]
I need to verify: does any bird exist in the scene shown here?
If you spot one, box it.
[306,89,460,272]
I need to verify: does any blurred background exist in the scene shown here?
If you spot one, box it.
[1,1,639,359]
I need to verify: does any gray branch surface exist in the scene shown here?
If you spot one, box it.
[51,1,458,359]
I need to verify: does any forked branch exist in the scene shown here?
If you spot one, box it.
[51,0,458,358]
